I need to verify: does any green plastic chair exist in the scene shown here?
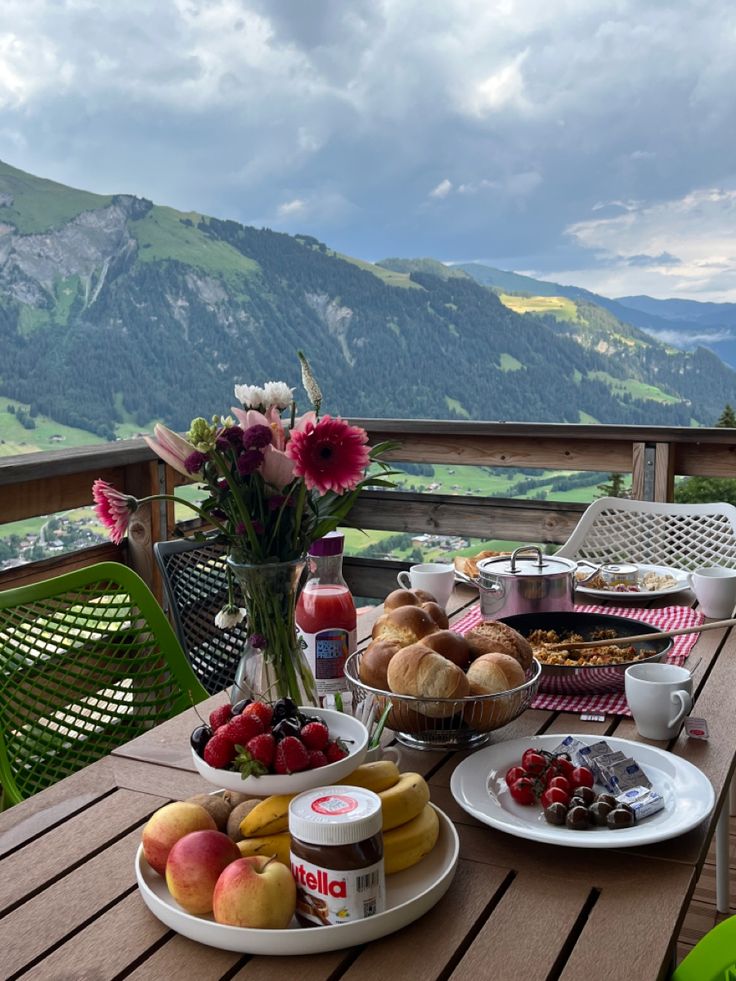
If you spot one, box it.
[673,916,736,980]
[0,561,209,806]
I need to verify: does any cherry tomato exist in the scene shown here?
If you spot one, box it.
[508,777,536,805]
[505,765,528,787]
[547,775,571,794]
[570,766,595,789]
[521,750,547,776]
[541,787,570,808]
[555,756,576,779]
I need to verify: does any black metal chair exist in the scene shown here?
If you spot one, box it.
[153,538,247,695]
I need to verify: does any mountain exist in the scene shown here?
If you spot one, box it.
[455,261,736,371]
[1,160,735,439]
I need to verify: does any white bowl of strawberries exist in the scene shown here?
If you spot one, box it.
[190,698,369,796]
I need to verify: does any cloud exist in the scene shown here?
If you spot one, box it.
[0,0,736,297]
[643,327,735,348]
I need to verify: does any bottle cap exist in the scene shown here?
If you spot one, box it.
[289,786,382,845]
[308,532,345,557]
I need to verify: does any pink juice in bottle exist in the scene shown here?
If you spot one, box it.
[296,534,356,698]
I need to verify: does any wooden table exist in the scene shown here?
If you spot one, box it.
[1,585,734,980]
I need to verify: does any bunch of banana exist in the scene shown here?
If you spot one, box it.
[237,760,439,875]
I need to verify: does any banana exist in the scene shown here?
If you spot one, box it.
[383,804,440,875]
[379,772,430,830]
[341,760,401,793]
[237,833,291,867]
[239,794,294,837]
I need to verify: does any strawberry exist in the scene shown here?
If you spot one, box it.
[300,720,329,751]
[274,736,310,774]
[307,749,328,769]
[203,730,236,769]
[224,713,264,745]
[234,733,275,778]
[242,701,273,729]
[209,703,233,732]
[325,738,349,763]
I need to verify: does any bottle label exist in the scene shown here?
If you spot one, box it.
[299,626,356,694]
[290,853,385,926]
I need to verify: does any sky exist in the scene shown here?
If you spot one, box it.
[2,0,736,300]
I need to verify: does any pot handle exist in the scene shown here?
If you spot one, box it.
[574,559,602,586]
[509,544,544,572]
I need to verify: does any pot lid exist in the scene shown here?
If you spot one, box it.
[478,545,577,578]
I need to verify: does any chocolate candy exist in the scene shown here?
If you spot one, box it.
[566,804,590,830]
[597,793,618,810]
[572,786,596,806]
[607,807,635,829]
[588,800,613,826]
[544,802,568,826]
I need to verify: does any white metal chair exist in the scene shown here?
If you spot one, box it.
[560,496,736,914]
[557,497,736,569]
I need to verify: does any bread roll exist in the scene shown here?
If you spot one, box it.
[372,605,438,647]
[413,588,437,604]
[421,601,449,630]
[359,639,401,690]
[384,588,421,611]
[423,630,471,669]
[466,652,526,694]
[465,621,533,670]
[387,642,469,717]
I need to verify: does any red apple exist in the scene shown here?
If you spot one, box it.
[213,855,297,928]
[142,801,216,875]
[165,830,241,915]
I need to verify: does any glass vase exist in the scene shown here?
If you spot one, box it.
[228,556,318,707]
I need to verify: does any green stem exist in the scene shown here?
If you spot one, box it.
[136,493,230,537]
[210,448,261,558]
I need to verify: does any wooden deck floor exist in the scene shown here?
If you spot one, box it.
[677,811,736,963]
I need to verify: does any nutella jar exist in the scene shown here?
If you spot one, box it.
[289,785,385,927]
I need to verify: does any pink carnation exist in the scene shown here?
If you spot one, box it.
[285,415,370,495]
[92,479,137,545]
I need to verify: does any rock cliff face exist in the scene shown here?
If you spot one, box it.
[0,159,734,438]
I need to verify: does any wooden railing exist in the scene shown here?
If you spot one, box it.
[2,420,736,598]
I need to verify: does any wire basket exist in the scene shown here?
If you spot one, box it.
[344,653,542,750]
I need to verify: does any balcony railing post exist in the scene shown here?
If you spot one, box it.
[632,442,675,502]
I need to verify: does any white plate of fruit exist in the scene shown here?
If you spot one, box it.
[135,761,458,954]
[190,698,369,795]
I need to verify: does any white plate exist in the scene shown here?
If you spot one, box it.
[576,563,690,602]
[191,706,368,796]
[450,734,714,849]
[135,803,458,954]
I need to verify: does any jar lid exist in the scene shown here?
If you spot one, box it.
[308,532,345,557]
[289,785,382,845]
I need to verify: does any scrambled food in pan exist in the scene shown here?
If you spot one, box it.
[529,628,657,667]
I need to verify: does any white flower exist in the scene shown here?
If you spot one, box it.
[215,606,246,629]
[234,384,267,408]
[263,381,294,410]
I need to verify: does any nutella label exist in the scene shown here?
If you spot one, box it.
[290,853,385,926]
[299,627,355,694]
[311,794,359,817]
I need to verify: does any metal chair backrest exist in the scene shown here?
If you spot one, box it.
[557,497,736,570]
[154,538,246,695]
[0,561,208,805]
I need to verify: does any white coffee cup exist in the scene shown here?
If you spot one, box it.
[624,663,693,741]
[688,565,736,619]
[397,562,455,610]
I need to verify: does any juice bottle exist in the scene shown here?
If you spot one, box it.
[296,532,356,700]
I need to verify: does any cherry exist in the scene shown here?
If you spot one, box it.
[190,724,212,758]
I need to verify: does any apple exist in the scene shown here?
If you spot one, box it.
[142,801,216,875]
[213,855,297,928]
[165,829,241,915]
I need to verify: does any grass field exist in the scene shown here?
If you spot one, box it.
[498,293,583,323]
[587,371,681,404]
[0,160,112,233]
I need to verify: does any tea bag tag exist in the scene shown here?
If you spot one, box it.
[685,716,710,740]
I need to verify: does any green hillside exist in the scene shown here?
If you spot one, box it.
[0,160,112,233]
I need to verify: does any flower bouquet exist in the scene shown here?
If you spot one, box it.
[93,352,397,705]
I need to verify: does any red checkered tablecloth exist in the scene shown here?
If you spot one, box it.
[452,603,704,716]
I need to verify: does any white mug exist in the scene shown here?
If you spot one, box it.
[688,565,736,619]
[397,562,455,610]
[625,663,693,740]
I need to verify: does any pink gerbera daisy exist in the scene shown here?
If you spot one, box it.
[92,479,138,545]
[286,415,370,495]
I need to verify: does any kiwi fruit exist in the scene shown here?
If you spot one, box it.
[227,799,260,841]
[186,793,232,831]
[222,790,254,808]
